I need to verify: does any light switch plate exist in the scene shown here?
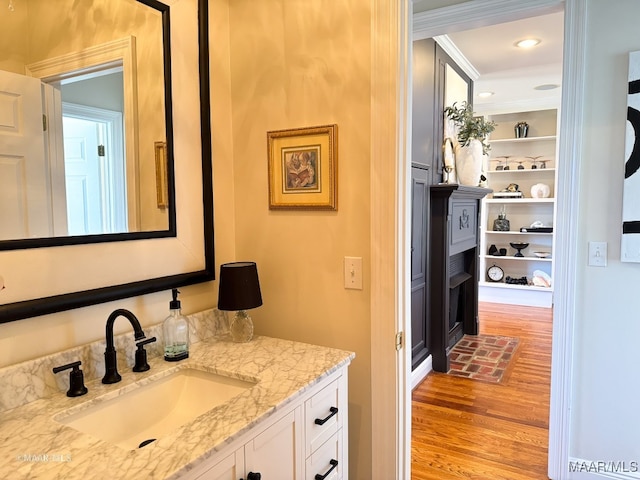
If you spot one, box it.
[588,241,607,267]
[344,257,363,290]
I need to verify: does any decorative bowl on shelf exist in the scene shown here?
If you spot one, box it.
[533,251,551,258]
[509,242,529,257]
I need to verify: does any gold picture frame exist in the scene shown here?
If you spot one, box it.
[267,124,338,210]
[154,141,168,209]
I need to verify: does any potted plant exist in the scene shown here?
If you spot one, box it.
[444,101,496,186]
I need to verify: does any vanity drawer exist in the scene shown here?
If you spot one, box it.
[449,200,477,254]
[306,430,343,480]
[305,377,343,456]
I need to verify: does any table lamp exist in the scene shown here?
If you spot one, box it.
[217,262,263,342]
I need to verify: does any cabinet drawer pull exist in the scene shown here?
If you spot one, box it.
[242,473,261,480]
[314,459,338,480]
[314,406,338,425]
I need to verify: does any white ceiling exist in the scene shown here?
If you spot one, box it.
[445,11,564,113]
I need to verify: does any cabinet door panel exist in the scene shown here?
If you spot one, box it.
[245,409,303,480]
[411,166,430,369]
[193,449,243,480]
[306,430,342,480]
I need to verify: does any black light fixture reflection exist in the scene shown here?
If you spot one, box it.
[217,262,263,342]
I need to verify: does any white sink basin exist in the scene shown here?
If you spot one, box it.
[55,368,256,450]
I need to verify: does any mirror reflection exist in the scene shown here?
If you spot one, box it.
[0,0,171,243]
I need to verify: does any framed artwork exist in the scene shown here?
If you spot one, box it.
[622,50,640,261]
[154,141,168,209]
[267,124,338,210]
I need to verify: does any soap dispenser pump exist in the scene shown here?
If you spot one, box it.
[163,289,189,362]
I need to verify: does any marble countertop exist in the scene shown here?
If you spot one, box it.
[0,336,354,479]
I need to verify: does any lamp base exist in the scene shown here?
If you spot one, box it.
[230,310,253,343]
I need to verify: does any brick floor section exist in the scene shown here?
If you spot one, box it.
[447,334,520,383]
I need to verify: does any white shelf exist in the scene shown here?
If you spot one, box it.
[483,255,552,262]
[479,281,553,292]
[488,168,556,174]
[485,230,553,236]
[490,135,556,144]
[485,198,555,204]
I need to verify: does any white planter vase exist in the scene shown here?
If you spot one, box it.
[455,138,483,186]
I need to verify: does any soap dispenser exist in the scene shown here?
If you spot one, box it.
[163,289,189,362]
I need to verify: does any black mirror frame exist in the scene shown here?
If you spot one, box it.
[0,0,214,323]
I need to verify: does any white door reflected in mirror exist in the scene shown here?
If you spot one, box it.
[63,107,127,236]
[0,70,50,240]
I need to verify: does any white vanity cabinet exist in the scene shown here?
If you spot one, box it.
[184,366,348,480]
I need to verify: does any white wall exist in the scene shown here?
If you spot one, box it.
[570,0,640,464]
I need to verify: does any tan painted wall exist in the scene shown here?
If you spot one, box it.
[0,2,28,73]
[227,2,372,478]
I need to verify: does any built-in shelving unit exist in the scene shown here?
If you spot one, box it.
[479,108,558,307]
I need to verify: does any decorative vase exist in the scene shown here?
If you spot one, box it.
[515,122,529,138]
[530,183,551,198]
[493,212,510,231]
[455,138,484,186]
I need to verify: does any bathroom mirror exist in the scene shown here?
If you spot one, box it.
[0,0,173,244]
[0,0,214,322]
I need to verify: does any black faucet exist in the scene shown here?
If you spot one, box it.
[102,309,146,384]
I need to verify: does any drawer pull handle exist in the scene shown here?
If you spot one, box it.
[242,473,261,480]
[315,459,338,480]
[314,406,338,425]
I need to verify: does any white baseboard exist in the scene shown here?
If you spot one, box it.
[411,355,432,390]
[565,458,640,480]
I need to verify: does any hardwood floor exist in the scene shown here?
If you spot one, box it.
[411,302,552,480]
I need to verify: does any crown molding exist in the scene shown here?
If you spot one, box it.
[432,34,480,81]
[413,0,563,40]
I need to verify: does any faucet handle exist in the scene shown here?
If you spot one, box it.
[53,361,89,397]
[133,337,157,372]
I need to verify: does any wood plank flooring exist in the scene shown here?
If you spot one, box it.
[411,302,552,480]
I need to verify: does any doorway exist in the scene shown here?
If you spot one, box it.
[407,1,577,478]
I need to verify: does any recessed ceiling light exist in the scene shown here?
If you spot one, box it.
[534,84,560,91]
[515,38,541,49]
[477,91,494,98]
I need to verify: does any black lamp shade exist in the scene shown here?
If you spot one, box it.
[217,262,263,311]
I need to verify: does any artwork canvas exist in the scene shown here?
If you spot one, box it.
[267,125,337,210]
[622,50,640,262]
[283,148,320,192]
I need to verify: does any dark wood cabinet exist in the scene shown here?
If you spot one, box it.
[429,184,490,372]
